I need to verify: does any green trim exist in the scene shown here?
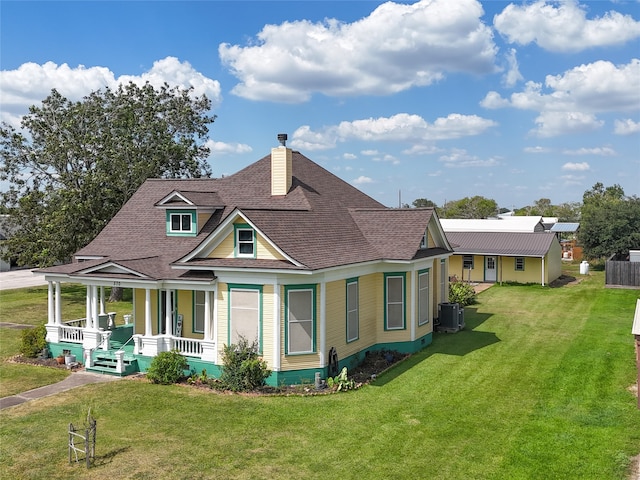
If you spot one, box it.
[233,223,256,258]
[417,268,430,326]
[345,278,359,343]
[515,257,525,271]
[166,210,197,236]
[284,284,317,355]
[384,272,406,331]
[227,284,263,352]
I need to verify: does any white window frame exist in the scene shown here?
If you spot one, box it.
[286,286,315,354]
[168,211,195,235]
[346,279,359,342]
[515,257,525,271]
[235,227,255,258]
[385,274,405,330]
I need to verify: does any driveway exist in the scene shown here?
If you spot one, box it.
[0,269,48,291]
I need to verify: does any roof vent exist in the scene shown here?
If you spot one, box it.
[277,133,288,146]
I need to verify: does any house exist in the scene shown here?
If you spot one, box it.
[38,137,453,384]
[440,216,545,233]
[445,231,562,286]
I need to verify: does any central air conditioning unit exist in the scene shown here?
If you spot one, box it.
[436,302,465,333]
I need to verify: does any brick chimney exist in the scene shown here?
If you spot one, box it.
[271,134,292,196]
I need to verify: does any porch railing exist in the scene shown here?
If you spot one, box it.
[60,326,84,343]
[64,318,86,328]
[172,337,203,357]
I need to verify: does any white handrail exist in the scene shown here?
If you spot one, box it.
[172,337,203,357]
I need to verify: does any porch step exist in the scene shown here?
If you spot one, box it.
[87,352,139,377]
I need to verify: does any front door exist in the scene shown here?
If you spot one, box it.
[159,290,176,335]
[485,256,497,282]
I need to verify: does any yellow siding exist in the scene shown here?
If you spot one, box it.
[176,290,203,339]
[216,284,228,349]
[427,229,436,248]
[208,220,285,260]
[546,239,562,283]
[197,212,211,232]
[450,254,485,283]
[132,288,159,335]
[325,280,345,354]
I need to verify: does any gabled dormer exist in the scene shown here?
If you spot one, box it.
[155,190,224,237]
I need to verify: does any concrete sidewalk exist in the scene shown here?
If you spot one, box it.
[0,269,48,291]
[0,370,121,410]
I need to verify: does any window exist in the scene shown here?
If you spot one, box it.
[286,286,315,354]
[515,257,525,271]
[193,291,205,333]
[346,279,359,342]
[385,273,405,330]
[167,210,196,236]
[418,269,429,326]
[463,255,474,269]
[229,286,261,348]
[420,229,428,249]
[235,225,255,258]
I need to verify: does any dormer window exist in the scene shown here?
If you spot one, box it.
[235,224,255,258]
[420,229,428,249]
[166,210,196,236]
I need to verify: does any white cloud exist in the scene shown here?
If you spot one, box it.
[561,162,591,171]
[438,148,500,168]
[219,0,497,102]
[494,1,640,52]
[562,146,615,156]
[0,57,222,127]
[343,153,357,160]
[614,118,640,135]
[361,150,380,156]
[533,111,604,137]
[502,48,524,88]
[206,140,253,155]
[481,59,639,137]
[290,113,496,150]
[352,175,374,185]
[524,146,551,153]
[402,145,443,155]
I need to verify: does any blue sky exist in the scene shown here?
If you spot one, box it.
[1,0,639,209]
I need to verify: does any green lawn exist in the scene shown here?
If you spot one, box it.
[0,268,638,479]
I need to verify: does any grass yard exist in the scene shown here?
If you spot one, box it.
[0,267,639,479]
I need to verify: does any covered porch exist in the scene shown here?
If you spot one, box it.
[43,276,218,375]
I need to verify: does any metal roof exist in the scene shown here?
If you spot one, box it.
[445,232,557,257]
[550,223,580,233]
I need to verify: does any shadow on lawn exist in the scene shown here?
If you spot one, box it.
[371,307,499,387]
[93,446,131,466]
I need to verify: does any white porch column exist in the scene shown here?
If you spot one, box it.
[319,281,326,368]
[91,285,99,329]
[47,282,54,325]
[86,286,93,329]
[541,256,546,287]
[165,289,173,337]
[99,287,105,315]
[204,290,211,340]
[54,281,62,325]
[273,281,280,371]
[201,289,217,362]
[144,288,152,336]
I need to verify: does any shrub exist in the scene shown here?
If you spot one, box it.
[220,336,271,392]
[146,350,188,384]
[20,324,47,358]
[326,367,356,392]
[449,281,477,306]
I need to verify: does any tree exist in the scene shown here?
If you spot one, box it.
[578,183,640,259]
[441,196,497,219]
[412,198,437,208]
[0,83,215,268]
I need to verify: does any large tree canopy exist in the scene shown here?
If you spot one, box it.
[514,198,581,221]
[441,196,497,219]
[578,183,640,259]
[0,82,216,267]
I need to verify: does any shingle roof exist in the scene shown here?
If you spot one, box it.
[445,232,557,257]
[42,151,451,280]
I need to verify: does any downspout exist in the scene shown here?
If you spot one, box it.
[541,255,545,286]
[273,280,280,371]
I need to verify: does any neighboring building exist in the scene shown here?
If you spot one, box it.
[445,231,562,286]
[440,216,545,233]
[37,139,453,384]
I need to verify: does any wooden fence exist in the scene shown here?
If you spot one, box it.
[605,260,640,288]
